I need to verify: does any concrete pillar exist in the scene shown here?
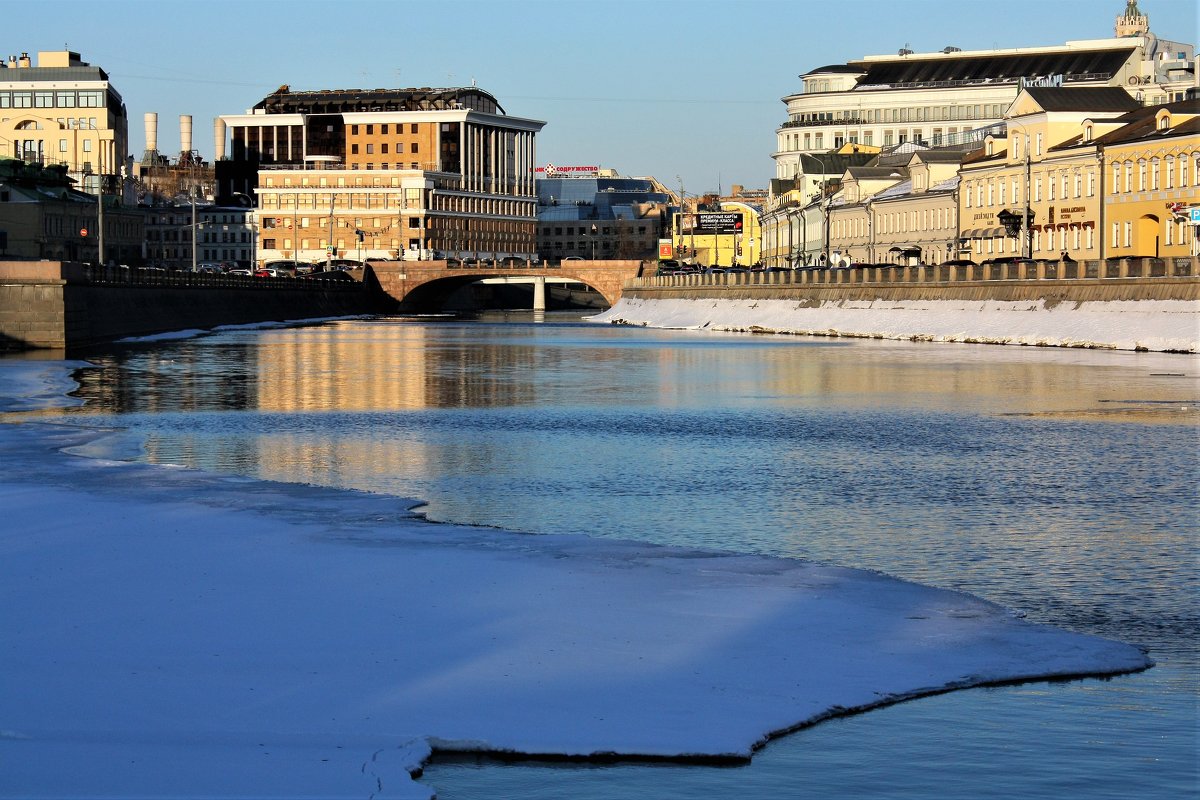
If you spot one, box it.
[532,275,546,311]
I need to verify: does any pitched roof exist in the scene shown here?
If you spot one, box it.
[850,47,1136,89]
[1024,87,1142,113]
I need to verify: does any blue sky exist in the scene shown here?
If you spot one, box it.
[10,0,1198,194]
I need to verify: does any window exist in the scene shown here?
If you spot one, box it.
[381,143,388,154]
[1112,162,1121,191]
[410,124,418,134]
[1034,177,1041,202]
[1123,221,1132,248]
[411,143,418,153]
[1123,161,1133,192]
[35,91,53,107]
[366,144,374,154]
[1166,156,1175,188]
[58,138,67,153]
[1086,170,1095,196]
[1048,174,1055,200]
[366,124,373,134]
[83,140,92,152]
[351,125,359,135]
[1150,158,1160,190]
[351,144,359,154]
[1074,172,1082,198]
[381,124,389,134]
[1035,133,1043,156]
[12,91,31,108]
[1137,160,1147,191]
[56,91,75,108]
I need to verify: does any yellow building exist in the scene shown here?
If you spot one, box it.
[672,200,763,267]
[959,87,1141,261]
[0,51,129,193]
[1098,103,1199,259]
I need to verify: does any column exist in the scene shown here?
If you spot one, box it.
[532,275,546,311]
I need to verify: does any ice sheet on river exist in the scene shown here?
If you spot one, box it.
[0,363,1151,799]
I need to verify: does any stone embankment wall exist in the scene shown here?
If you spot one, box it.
[0,262,384,351]
[599,259,1200,353]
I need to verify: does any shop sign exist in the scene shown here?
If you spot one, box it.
[1057,205,1087,221]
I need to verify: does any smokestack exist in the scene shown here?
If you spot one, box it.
[180,114,193,155]
[144,112,159,153]
[214,118,227,161]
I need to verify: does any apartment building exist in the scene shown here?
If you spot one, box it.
[0,51,130,194]
[217,86,544,264]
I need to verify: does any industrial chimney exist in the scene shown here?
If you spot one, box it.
[144,112,159,153]
[180,114,193,157]
[214,118,227,161]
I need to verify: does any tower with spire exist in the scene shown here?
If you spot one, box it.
[1115,0,1150,38]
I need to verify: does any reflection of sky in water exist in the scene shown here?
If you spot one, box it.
[57,316,1198,800]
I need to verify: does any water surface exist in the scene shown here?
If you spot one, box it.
[53,315,1199,799]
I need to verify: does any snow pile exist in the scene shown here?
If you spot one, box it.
[591,296,1200,352]
[0,361,1153,799]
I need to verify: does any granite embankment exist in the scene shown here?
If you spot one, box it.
[0,261,386,351]
[595,262,1200,353]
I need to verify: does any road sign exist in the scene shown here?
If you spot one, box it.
[80,227,88,236]
[1189,207,1200,225]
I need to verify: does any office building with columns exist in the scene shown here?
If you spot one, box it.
[216,86,544,265]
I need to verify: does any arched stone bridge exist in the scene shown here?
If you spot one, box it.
[366,259,648,310]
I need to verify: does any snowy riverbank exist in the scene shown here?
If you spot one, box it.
[0,360,1153,799]
[591,296,1200,353]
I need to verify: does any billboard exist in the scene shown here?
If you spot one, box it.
[694,212,743,234]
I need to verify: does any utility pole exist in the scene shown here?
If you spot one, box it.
[1022,134,1031,259]
[96,177,105,266]
[191,189,198,272]
[327,193,335,269]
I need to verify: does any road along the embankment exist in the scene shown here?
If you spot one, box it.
[592,278,1200,353]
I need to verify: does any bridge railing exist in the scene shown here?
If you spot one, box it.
[70,264,366,291]
[634,257,1199,289]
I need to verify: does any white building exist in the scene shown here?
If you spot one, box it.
[773,1,1196,183]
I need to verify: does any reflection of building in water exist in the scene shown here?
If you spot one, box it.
[251,320,550,412]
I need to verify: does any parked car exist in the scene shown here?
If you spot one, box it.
[227,269,252,276]
[254,267,280,278]
[563,256,584,262]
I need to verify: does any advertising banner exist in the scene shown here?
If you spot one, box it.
[695,213,743,233]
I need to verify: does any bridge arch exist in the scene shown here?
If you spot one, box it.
[367,260,646,311]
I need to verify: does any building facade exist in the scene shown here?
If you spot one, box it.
[536,170,672,261]
[959,89,1197,262]
[143,203,255,270]
[0,51,130,195]
[0,158,142,264]
[217,86,544,265]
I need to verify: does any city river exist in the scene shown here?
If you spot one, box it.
[46,314,1200,798]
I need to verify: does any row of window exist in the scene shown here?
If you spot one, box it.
[0,90,105,109]
[1110,219,1192,248]
[791,127,971,151]
[350,142,418,155]
[1110,153,1199,194]
[349,123,420,136]
[790,103,1006,126]
[832,208,959,239]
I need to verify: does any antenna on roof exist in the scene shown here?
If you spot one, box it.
[899,43,914,56]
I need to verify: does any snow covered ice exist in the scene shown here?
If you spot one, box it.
[0,360,1152,798]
